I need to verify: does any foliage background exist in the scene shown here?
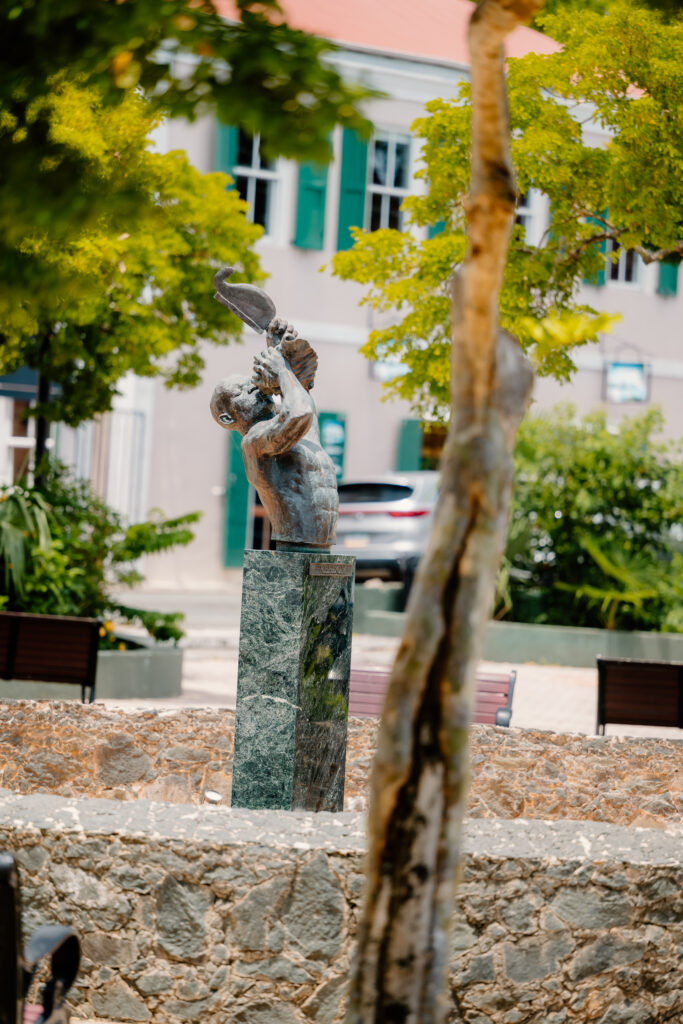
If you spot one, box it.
[331,0,683,418]
[498,407,683,632]
[0,0,371,301]
[0,466,198,642]
[0,84,266,425]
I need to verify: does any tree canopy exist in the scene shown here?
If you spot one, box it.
[535,0,682,23]
[331,0,683,416]
[0,0,371,302]
[0,83,263,425]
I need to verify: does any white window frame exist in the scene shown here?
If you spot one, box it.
[0,396,38,486]
[515,189,548,247]
[233,131,280,236]
[516,192,532,235]
[608,239,641,287]
[366,131,411,232]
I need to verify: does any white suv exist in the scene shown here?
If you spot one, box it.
[331,471,439,599]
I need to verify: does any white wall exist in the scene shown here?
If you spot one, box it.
[0,399,13,487]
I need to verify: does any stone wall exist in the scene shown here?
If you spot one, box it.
[2,790,681,1024]
[1,701,681,828]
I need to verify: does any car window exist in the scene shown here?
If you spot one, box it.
[337,483,414,503]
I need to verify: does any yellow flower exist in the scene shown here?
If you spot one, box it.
[103,620,114,632]
[118,642,126,651]
[99,627,106,637]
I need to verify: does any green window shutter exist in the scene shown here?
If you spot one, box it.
[396,419,423,471]
[223,431,251,567]
[583,213,607,286]
[337,129,369,251]
[657,257,679,297]
[428,220,446,239]
[215,123,238,178]
[293,162,328,250]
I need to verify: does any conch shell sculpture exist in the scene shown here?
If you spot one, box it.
[213,267,318,394]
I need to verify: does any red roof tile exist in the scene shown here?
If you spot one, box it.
[215,0,559,66]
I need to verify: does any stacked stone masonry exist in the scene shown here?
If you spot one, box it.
[1,701,681,827]
[0,702,681,1023]
[1,791,681,1024]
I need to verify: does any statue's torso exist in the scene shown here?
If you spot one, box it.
[243,434,339,547]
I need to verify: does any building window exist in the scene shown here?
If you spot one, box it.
[516,191,533,237]
[609,240,640,285]
[233,130,278,232]
[367,133,410,231]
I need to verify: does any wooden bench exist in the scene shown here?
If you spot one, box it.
[1,851,81,1024]
[596,656,683,735]
[349,667,516,726]
[0,611,100,703]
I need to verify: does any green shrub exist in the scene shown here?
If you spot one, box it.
[0,464,199,643]
[0,486,51,602]
[498,406,683,631]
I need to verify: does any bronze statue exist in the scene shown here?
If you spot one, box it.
[210,268,338,549]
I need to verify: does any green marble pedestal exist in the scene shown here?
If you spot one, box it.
[231,550,355,812]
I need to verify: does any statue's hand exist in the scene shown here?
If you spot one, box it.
[266,316,298,346]
[253,346,287,392]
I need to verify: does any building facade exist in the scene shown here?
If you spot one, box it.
[1,0,679,589]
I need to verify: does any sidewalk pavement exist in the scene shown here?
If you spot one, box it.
[104,587,681,740]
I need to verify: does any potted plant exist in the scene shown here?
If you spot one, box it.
[0,464,199,699]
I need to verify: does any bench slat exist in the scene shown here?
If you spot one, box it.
[0,612,100,702]
[597,656,683,733]
[348,667,516,725]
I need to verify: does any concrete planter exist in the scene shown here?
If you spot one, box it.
[353,589,683,668]
[94,643,183,699]
[482,620,683,668]
[0,639,183,701]
[352,582,404,634]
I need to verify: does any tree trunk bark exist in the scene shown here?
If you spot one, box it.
[346,2,541,1021]
[33,369,51,489]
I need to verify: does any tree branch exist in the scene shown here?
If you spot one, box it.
[570,208,683,264]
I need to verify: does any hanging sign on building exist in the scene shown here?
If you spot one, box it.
[318,411,346,481]
[0,367,61,402]
[604,362,650,404]
[0,367,39,401]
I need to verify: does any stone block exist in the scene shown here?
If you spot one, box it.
[91,978,151,1021]
[597,1004,655,1024]
[568,934,645,981]
[96,735,153,787]
[81,933,137,968]
[232,550,354,812]
[550,888,633,930]
[155,876,210,961]
[302,974,347,1023]
[283,853,345,959]
[230,875,290,951]
[503,934,573,983]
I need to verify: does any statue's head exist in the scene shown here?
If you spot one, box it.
[210,375,275,434]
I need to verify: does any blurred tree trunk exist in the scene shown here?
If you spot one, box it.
[33,331,53,488]
[33,369,51,489]
[346,2,541,1021]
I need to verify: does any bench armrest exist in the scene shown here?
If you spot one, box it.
[495,708,512,728]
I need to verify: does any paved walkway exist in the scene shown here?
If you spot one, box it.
[104,584,681,740]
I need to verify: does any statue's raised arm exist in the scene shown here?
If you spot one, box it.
[210,269,338,550]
